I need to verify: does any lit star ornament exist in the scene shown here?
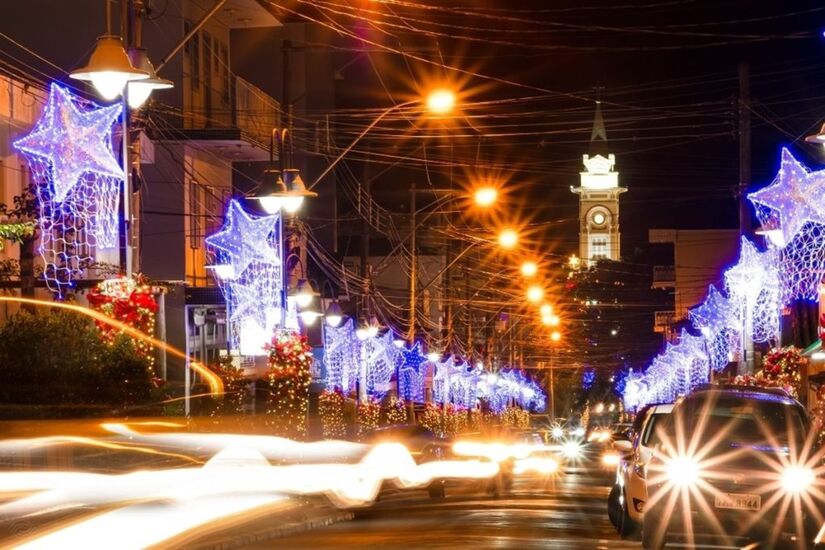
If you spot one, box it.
[748,148,825,246]
[204,199,280,279]
[14,84,123,203]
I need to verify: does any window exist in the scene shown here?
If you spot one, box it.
[191,30,200,88]
[220,43,230,104]
[189,180,203,249]
[590,236,608,260]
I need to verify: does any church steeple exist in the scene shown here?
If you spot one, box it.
[571,97,626,267]
[589,100,609,155]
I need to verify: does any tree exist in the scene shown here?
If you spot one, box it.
[0,183,38,307]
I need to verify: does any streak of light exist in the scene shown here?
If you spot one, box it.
[0,435,203,465]
[0,297,223,396]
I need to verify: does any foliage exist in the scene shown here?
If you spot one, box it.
[209,355,248,416]
[501,406,530,429]
[0,222,35,250]
[319,389,346,439]
[86,277,158,369]
[357,399,381,436]
[265,330,312,438]
[383,396,407,425]
[0,310,154,412]
[733,346,803,398]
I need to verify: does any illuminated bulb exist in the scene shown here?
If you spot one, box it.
[539,304,553,317]
[426,89,455,114]
[498,229,518,249]
[257,196,284,214]
[299,310,320,326]
[666,455,702,487]
[474,186,497,207]
[427,352,440,362]
[520,261,538,277]
[91,72,131,101]
[282,195,305,214]
[526,285,544,303]
[781,465,815,494]
[207,264,235,280]
[325,313,342,328]
[293,280,315,309]
[550,331,561,342]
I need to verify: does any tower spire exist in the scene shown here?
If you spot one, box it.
[591,100,607,143]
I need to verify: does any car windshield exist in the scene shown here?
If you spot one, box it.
[687,394,807,448]
[642,413,668,447]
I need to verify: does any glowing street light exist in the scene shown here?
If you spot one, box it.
[526,285,544,303]
[542,314,560,327]
[324,301,344,328]
[520,261,538,278]
[550,331,561,342]
[70,35,149,100]
[539,304,553,317]
[426,89,456,115]
[473,186,498,208]
[498,228,519,249]
[293,279,316,308]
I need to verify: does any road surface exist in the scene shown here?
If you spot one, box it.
[268,466,639,549]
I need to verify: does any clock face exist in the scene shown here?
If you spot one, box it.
[592,212,606,225]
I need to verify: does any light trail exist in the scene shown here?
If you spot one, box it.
[0,297,223,396]
[0,439,500,547]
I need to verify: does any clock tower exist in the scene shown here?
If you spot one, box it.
[571,101,626,266]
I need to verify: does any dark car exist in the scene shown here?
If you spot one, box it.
[364,424,451,498]
[642,385,822,549]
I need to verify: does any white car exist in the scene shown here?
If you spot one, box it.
[607,403,673,537]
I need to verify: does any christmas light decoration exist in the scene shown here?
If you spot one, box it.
[582,369,596,391]
[733,346,803,399]
[748,148,825,247]
[319,389,346,439]
[362,331,401,399]
[357,399,380,436]
[724,237,781,344]
[205,200,282,355]
[265,330,312,439]
[398,341,427,403]
[13,84,124,294]
[86,276,158,368]
[384,396,408,425]
[777,222,825,301]
[322,318,360,395]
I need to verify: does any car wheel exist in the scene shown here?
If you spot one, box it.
[617,498,638,538]
[641,510,666,549]
[607,485,621,529]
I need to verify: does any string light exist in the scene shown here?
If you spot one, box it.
[13,84,123,294]
[205,200,282,355]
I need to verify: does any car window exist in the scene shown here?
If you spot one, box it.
[687,395,807,447]
[641,412,667,447]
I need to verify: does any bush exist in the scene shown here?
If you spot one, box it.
[0,310,154,413]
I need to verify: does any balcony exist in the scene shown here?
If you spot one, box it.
[153,76,279,162]
[654,310,676,333]
[652,265,675,289]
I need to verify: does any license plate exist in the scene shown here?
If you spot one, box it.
[714,492,761,511]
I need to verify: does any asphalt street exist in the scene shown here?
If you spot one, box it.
[270,466,640,550]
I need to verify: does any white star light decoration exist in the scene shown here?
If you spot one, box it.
[13,84,124,294]
[323,319,360,394]
[748,148,825,247]
[15,84,123,203]
[205,199,283,355]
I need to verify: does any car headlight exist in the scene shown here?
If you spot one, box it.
[551,427,564,440]
[665,455,702,487]
[561,440,583,459]
[781,465,815,494]
[602,452,621,467]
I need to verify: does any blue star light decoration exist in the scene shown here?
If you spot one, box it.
[689,285,742,371]
[725,237,781,344]
[205,199,282,355]
[398,341,427,402]
[13,84,124,294]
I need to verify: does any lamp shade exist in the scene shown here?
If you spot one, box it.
[70,36,148,100]
[127,48,173,109]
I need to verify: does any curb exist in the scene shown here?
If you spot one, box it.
[187,503,354,550]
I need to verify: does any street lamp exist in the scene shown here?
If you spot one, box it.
[325,300,344,328]
[70,35,149,100]
[255,167,318,215]
[126,48,173,109]
[539,304,553,317]
[550,330,561,342]
[293,279,317,309]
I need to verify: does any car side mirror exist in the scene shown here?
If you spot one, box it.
[614,439,632,453]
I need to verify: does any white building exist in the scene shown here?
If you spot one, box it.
[571,101,626,266]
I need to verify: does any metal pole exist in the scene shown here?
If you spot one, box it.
[121,89,133,278]
[549,349,555,420]
[408,182,417,342]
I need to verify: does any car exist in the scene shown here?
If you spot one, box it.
[641,385,821,549]
[607,403,673,537]
[363,424,451,498]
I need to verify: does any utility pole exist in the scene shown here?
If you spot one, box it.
[360,145,371,321]
[408,182,417,342]
[738,61,754,375]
